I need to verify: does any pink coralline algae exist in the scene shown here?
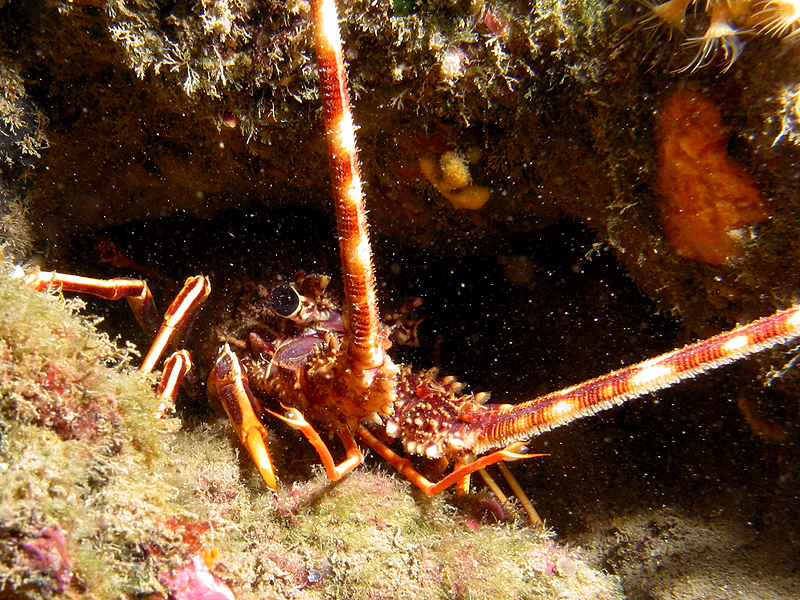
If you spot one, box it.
[19,525,72,593]
[161,555,236,600]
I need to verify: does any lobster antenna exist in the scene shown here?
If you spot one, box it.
[463,305,800,454]
[310,0,384,372]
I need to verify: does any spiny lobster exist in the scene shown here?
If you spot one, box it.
[23,0,800,524]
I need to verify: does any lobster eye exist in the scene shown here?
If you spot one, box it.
[270,284,301,318]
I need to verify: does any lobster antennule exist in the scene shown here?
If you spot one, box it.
[311,0,385,373]
[463,304,800,456]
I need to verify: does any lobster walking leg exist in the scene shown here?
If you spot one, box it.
[138,276,210,373]
[24,272,210,424]
[155,350,193,418]
[208,345,278,490]
[356,426,545,497]
[494,462,542,525]
[268,405,364,481]
[23,272,210,374]
[24,272,160,338]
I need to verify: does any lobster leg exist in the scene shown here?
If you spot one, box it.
[24,272,210,374]
[24,271,160,338]
[268,406,364,481]
[475,467,542,525]
[139,276,210,373]
[155,350,193,417]
[208,345,278,490]
[356,425,545,497]
[24,272,210,425]
[494,462,542,525]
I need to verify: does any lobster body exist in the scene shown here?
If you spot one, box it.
[208,275,506,469]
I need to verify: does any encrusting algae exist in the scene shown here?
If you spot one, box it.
[0,258,623,599]
[656,87,769,265]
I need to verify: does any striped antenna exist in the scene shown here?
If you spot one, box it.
[310,0,384,371]
[464,303,800,454]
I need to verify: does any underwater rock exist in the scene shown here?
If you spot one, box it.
[0,59,45,262]
[6,0,798,340]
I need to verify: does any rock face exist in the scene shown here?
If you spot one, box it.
[1,1,800,598]
[2,0,800,330]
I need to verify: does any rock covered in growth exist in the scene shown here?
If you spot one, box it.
[0,259,188,598]
[5,0,800,386]
[0,60,45,262]
[6,0,623,238]
[0,260,623,599]
[0,61,47,169]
